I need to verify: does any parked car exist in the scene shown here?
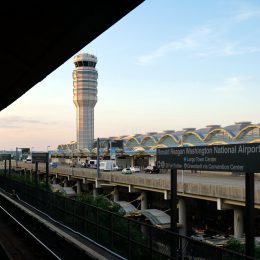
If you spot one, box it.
[49,162,58,168]
[144,166,160,174]
[122,168,132,174]
[130,166,141,173]
[80,162,87,168]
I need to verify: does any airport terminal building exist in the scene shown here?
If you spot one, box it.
[56,121,260,168]
[56,53,260,168]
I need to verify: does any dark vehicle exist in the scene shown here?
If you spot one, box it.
[80,162,87,168]
[144,166,160,174]
[49,162,58,168]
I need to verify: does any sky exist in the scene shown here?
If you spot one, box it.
[1,0,260,151]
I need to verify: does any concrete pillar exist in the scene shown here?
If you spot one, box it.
[113,187,119,202]
[234,208,243,239]
[178,198,187,236]
[131,157,134,167]
[29,170,33,182]
[76,179,82,194]
[93,187,98,198]
[52,177,57,184]
[141,191,148,210]
[64,179,68,187]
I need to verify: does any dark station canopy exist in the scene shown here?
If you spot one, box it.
[0,1,144,111]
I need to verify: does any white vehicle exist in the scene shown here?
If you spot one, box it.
[25,155,32,163]
[122,168,133,174]
[99,160,119,171]
[130,166,141,172]
[88,160,97,168]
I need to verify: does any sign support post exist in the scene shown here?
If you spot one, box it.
[32,153,49,188]
[0,154,11,176]
[170,168,178,258]
[35,161,38,186]
[4,159,7,175]
[170,168,178,233]
[97,138,100,178]
[46,156,49,189]
[245,172,255,258]
[8,158,11,175]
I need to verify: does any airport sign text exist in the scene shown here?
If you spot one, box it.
[157,143,260,172]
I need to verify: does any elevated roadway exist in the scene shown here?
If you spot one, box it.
[16,162,260,208]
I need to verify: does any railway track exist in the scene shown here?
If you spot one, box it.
[0,191,98,260]
[0,203,61,259]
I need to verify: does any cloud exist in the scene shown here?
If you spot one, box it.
[0,116,50,128]
[233,9,260,22]
[138,4,260,65]
[196,42,260,57]
[137,26,260,64]
[137,27,212,65]
[213,76,248,95]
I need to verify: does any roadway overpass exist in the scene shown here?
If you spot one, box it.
[12,161,259,241]
[17,162,260,208]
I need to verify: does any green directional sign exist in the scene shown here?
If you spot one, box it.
[157,143,260,172]
[32,152,48,163]
[0,154,11,160]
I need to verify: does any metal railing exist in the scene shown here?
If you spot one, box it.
[0,174,255,259]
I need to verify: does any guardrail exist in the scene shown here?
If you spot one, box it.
[0,174,255,259]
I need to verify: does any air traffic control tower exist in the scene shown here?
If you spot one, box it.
[73,53,98,150]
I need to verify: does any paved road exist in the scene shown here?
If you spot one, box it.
[16,162,260,204]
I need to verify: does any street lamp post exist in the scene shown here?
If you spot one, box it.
[16,147,18,167]
[47,145,51,160]
[71,152,74,176]
[109,140,112,160]
[97,138,100,178]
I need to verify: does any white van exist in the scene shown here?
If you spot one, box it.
[26,155,32,163]
[88,160,97,168]
[99,160,120,171]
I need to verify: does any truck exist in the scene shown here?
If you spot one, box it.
[99,160,118,171]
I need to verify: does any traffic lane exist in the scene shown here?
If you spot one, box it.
[18,162,260,189]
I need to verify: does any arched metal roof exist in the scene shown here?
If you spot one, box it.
[204,128,234,141]
[57,122,260,153]
[142,209,170,228]
[158,134,179,146]
[224,122,252,137]
[116,201,139,216]
[140,136,157,146]
[195,125,221,139]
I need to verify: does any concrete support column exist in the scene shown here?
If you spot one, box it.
[76,179,82,194]
[113,187,119,202]
[141,191,148,210]
[131,157,134,167]
[52,177,57,184]
[234,207,244,239]
[29,170,33,182]
[93,187,98,198]
[64,179,68,187]
[178,198,187,236]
